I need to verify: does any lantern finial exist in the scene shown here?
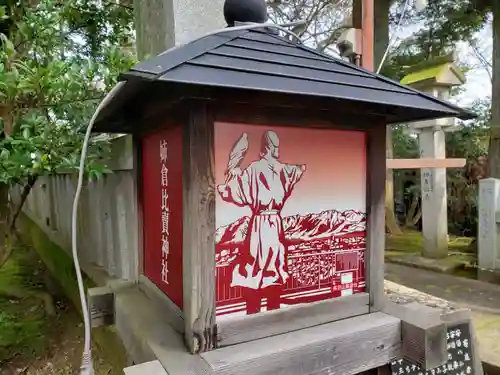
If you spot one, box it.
[223,0,268,27]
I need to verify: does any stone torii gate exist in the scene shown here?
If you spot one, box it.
[388,58,467,259]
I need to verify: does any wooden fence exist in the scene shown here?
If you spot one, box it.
[11,135,139,282]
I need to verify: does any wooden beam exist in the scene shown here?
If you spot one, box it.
[216,293,369,347]
[182,104,217,353]
[202,312,401,375]
[383,302,447,371]
[138,275,185,334]
[387,158,466,169]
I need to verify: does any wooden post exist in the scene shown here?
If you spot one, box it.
[384,302,448,371]
[361,0,374,71]
[182,104,217,353]
[133,0,225,353]
[386,158,466,169]
[367,123,387,312]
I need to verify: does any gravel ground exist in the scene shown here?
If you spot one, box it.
[384,280,458,312]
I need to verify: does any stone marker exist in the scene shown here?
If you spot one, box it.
[87,286,114,328]
[478,178,500,273]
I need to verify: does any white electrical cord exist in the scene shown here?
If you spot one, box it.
[72,21,304,375]
[376,0,413,74]
[72,81,126,375]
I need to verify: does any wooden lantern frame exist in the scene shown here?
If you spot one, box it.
[92,26,475,372]
[131,92,385,353]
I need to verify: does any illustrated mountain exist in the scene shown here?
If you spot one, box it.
[216,209,366,248]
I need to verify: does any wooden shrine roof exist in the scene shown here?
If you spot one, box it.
[93,28,474,133]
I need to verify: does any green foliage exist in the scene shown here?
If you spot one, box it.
[446,99,490,235]
[392,100,491,235]
[0,0,136,188]
[382,0,491,235]
[382,0,489,80]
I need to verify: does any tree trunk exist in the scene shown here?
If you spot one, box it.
[0,176,37,269]
[374,0,402,235]
[489,2,500,178]
[405,196,419,227]
[412,207,422,226]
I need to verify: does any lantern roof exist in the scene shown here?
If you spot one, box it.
[93,27,474,133]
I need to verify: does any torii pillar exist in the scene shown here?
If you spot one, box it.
[399,59,466,259]
[134,0,226,60]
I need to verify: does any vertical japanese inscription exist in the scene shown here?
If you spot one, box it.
[160,139,170,284]
[142,126,183,308]
[390,323,475,375]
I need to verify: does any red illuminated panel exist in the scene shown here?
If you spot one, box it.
[214,122,367,319]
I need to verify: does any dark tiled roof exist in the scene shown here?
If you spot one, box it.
[96,27,473,132]
[125,29,471,119]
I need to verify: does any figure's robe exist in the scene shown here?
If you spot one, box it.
[217,157,305,289]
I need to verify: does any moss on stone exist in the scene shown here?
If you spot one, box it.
[400,64,447,85]
[17,214,93,309]
[386,230,472,254]
[17,213,129,371]
[0,243,49,364]
[386,230,423,253]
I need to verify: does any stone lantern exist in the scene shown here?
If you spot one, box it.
[401,57,466,259]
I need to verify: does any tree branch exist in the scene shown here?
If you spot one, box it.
[17,96,104,110]
[469,41,493,82]
[10,174,38,232]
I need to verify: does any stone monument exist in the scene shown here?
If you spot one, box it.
[478,178,500,281]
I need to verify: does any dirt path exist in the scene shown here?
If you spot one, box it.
[385,263,500,313]
[2,299,126,375]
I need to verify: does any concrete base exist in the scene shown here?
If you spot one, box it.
[124,360,168,375]
[477,269,500,284]
[114,284,213,374]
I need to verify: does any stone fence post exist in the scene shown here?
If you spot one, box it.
[478,178,500,272]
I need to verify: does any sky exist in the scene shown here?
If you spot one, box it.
[456,23,492,106]
[214,122,367,228]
